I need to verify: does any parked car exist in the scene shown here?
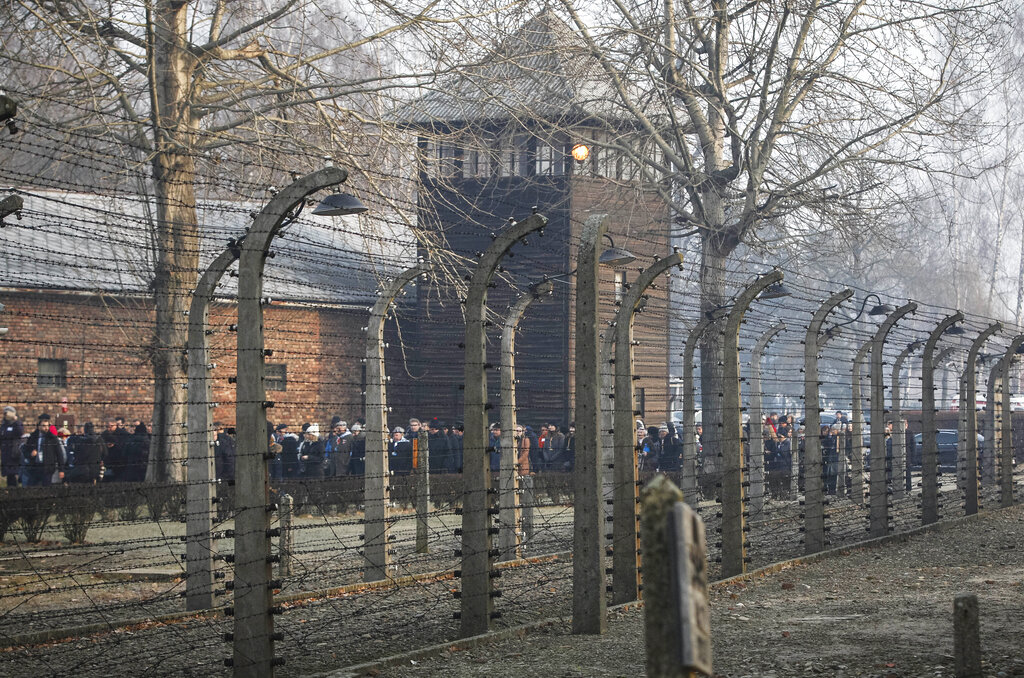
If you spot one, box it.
[910,430,982,473]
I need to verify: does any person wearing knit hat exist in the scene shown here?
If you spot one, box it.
[2,406,24,486]
[299,423,325,479]
[389,426,413,474]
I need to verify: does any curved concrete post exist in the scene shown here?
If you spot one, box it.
[186,244,240,611]
[869,302,917,537]
[803,290,853,554]
[461,212,547,637]
[498,281,552,562]
[721,270,783,578]
[850,340,871,505]
[890,342,921,500]
[235,167,347,677]
[747,322,786,516]
[984,356,1003,488]
[573,214,612,635]
[682,317,713,505]
[961,322,1001,515]
[607,252,684,605]
[920,313,963,524]
[999,335,1024,506]
[364,262,431,581]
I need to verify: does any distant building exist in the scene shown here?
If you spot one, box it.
[392,11,675,428]
[0,189,409,428]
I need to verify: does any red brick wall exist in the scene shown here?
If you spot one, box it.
[0,290,368,431]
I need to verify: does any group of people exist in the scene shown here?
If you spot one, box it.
[1,407,150,487]
[259,415,585,481]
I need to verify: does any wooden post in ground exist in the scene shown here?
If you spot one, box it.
[278,494,293,577]
[954,593,981,678]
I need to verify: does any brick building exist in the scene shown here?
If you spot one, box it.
[391,10,676,428]
[0,190,409,429]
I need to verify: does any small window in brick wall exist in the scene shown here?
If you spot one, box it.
[37,358,67,389]
[265,364,287,391]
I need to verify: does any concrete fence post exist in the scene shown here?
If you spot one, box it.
[720,270,784,578]
[984,360,1001,487]
[850,340,871,506]
[891,342,920,501]
[869,303,917,538]
[608,252,684,605]
[364,263,430,582]
[186,244,239,611]
[415,429,431,553]
[803,290,852,555]
[682,319,712,506]
[460,213,547,637]
[962,323,1001,516]
[999,336,1024,507]
[278,494,294,577]
[921,313,964,525]
[747,322,786,516]
[234,167,347,677]
[498,281,551,562]
[573,214,611,635]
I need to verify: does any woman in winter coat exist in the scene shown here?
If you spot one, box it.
[299,424,325,479]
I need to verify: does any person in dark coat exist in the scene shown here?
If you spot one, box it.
[70,422,105,484]
[822,425,839,495]
[347,423,366,475]
[449,422,464,473]
[123,423,150,482]
[389,427,413,475]
[561,423,576,472]
[427,419,452,473]
[21,414,64,486]
[1,406,25,486]
[299,424,325,479]
[101,420,126,481]
[280,429,301,478]
[542,424,565,472]
[639,425,661,474]
[660,423,683,473]
[214,422,236,482]
[488,424,502,473]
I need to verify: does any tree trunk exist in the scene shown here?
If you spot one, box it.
[698,235,728,497]
[147,0,200,483]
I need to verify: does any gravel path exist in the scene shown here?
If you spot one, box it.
[362,504,1024,678]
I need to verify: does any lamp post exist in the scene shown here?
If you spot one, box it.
[891,341,922,500]
[961,322,1001,516]
[747,322,787,517]
[460,212,547,638]
[999,336,1024,507]
[233,167,354,676]
[868,302,917,538]
[720,269,785,578]
[803,289,853,554]
[498,280,553,562]
[185,241,242,612]
[364,262,431,582]
[606,251,683,605]
[920,313,964,524]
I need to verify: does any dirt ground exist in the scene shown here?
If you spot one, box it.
[346,504,1024,678]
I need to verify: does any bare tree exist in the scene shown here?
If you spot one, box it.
[2,0,440,480]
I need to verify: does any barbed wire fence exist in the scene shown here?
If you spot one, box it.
[2,113,1024,678]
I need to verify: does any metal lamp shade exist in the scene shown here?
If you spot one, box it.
[312,193,368,216]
